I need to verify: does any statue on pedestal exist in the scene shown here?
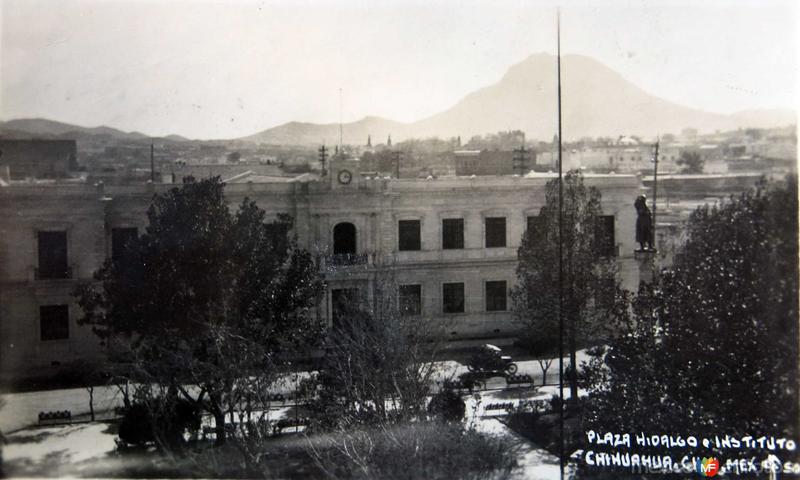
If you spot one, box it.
[635,194,654,252]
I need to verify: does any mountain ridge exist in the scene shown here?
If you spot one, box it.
[0,118,191,142]
[2,54,795,145]
[242,53,795,145]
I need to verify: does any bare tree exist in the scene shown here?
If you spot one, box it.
[309,263,449,429]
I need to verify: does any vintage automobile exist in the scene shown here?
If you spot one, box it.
[466,344,518,375]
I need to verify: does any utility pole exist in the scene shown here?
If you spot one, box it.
[651,139,660,252]
[319,144,328,176]
[339,88,343,153]
[150,143,155,182]
[512,145,529,176]
[556,9,565,480]
[391,150,402,179]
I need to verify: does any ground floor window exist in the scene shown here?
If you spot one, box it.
[399,284,422,316]
[442,282,465,313]
[332,288,360,328]
[485,280,507,311]
[40,305,69,341]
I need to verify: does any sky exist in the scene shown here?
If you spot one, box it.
[1,0,797,139]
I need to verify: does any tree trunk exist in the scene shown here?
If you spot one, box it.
[88,387,95,421]
[569,314,579,407]
[539,360,551,386]
[210,393,226,446]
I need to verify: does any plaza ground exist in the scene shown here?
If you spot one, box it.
[1,351,593,478]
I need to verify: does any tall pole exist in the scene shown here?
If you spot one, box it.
[556,9,565,480]
[150,143,154,182]
[339,88,343,153]
[652,139,660,251]
[513,146,528,176]
[319,143,328,176]
[392,150,402,179]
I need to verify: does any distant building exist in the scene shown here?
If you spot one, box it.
[0,139,78,179]
[453,150,533,176]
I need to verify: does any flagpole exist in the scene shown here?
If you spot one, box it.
[556,8,565,480]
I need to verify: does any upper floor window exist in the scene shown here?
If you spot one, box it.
[485,217,506,248]
[442,282,465,314]
[333,222,357,255]
[442,218,464,250]
[37,231,69,279]
[40,305,69,341]
[398,220,421,251]
[485,281,508,312]
[399,284,422,316]
[111,227,138,262]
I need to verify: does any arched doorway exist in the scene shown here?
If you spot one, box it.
[333,222,357,255]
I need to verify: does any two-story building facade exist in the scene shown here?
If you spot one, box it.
[0,162,641,382]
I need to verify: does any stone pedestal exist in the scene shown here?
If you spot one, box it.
[634,250,658,285]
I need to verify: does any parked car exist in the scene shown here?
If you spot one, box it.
[466,344,518,375]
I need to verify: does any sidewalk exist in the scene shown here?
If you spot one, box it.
[475,417,561,480]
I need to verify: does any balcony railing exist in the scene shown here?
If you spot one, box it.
[35,267,74,280]
[325,253,369,267]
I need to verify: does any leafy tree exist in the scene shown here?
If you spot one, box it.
[75,177,324,446]
[583,176,799,469]
[512,170,629,403]
[464,130,527,151]
[676,150,704,173]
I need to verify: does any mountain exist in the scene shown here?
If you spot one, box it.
[241,116,406,146]
[410,53,795,140]
[4,55,795,145]
[0,118,190,142]
[241,53,796,145]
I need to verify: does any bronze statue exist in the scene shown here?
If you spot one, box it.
[635,194,654,251]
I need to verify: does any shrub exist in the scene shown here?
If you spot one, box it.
[117,399,201,449]
[585,344,606,357]
[457,372,485,392]
[548,394,562,413]
[428,389,466,422]
[118,403,155,447]
[307,421,518,480]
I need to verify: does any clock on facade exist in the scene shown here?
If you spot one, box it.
[337,169,353,184]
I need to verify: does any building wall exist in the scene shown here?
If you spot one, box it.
[0,173,641,381]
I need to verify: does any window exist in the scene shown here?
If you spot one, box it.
[40,305,69,341]
[595,277,616,310]
[442,282,464,313]
[399,284,422,316]
[398,220,421,251]
[111,227,138,262]
[485,281,507,312]
[332,288,360,328]
[442,218,464,249]
[595,215,616,257]
[485,217,506,248]
[333,223,357,255]
[37,231,69,279]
